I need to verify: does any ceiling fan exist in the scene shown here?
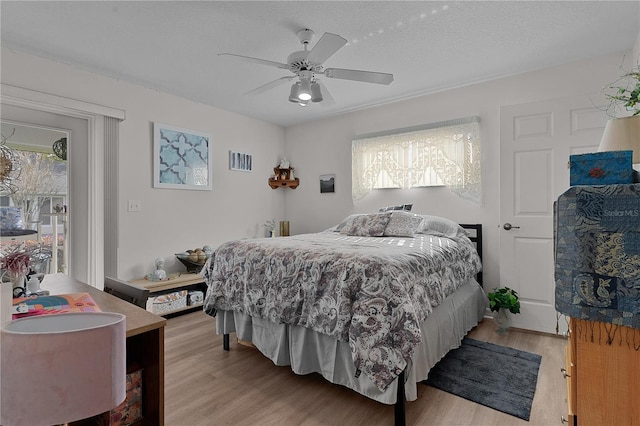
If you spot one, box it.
[219,28,394,107]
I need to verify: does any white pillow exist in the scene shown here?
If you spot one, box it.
[417,215,467,238]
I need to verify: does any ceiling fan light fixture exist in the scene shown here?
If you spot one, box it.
[297,78,312,101]
[298,99,310,107]
[289,83,301,102]
[310,82,323,102]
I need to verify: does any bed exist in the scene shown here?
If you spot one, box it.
[202,212,486,425]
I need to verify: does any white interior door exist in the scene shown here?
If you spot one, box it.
[499,94,608,334]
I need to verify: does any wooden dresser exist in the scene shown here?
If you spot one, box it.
[565,318,640,425]
[41,274,167,425]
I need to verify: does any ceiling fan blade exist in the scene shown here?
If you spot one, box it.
[316,80,336,106]
[218,53,289,70]
[306,33,347,64]
[244,76,295,97]
[323,68,394,85]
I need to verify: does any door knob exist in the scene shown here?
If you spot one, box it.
[503,223,520,231]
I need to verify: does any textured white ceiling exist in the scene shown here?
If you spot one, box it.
[1,1,639,127]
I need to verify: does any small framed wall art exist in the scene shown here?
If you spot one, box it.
[153,123,212,190]
[320,174,335,193]
[229,151,253,172]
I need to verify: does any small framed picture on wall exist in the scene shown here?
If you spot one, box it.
[229,151,253,172]
[320,174,335,193]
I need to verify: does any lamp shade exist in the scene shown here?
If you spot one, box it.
[298,79,312,101]
[597,116,640,163]
[310,82,323,103]
[1,312,126,426]
[288,83,300,103]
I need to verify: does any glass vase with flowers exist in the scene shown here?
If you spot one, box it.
[2,250,30,297]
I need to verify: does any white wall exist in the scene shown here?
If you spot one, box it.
[1,47,286,280]
[2,46,637,286]
[283,51,633,290]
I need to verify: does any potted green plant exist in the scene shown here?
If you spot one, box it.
[487,287,520,334]
[603,66,640,117]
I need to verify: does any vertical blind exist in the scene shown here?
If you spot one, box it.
[352,116,481,204]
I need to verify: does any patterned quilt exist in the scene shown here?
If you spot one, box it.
[202,231,482,391]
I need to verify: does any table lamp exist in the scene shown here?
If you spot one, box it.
[597,115,640,181]
[1,312,126,425]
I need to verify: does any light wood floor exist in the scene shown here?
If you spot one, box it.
[165,311,567,425]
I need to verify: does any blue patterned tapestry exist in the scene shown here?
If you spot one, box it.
[555,184,640,328]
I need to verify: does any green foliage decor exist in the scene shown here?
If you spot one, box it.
[603,66,640,117]
[487,287,521,314]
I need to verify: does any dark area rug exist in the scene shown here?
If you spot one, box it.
[423,337,541,421]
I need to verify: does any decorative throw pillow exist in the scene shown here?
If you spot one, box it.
[417,215,467,238]
[378,204,413,212]
[335,214,364,233]
[345,212,392,237]
[383,211,424,237]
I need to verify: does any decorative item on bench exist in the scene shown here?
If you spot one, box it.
[188,290,204,306]
[143,256,180,282]
[175,245,212,273]
[569,150,633,186]
[146,289,188,314]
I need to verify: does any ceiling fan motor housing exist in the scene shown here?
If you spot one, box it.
[287,51,322,75]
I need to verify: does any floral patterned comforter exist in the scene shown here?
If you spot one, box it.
[202,231,482,391]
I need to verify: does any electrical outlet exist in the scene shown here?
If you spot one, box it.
[128,200,142,212]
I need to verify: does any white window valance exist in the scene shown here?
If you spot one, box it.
[352,116,481,204]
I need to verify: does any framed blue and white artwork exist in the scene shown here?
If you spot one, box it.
[153,123,212,190]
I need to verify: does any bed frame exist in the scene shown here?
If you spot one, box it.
[221,224,483,426]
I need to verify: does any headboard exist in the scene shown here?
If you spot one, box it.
[459,223,483,287]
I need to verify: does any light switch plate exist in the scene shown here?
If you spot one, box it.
[128,200,142,212]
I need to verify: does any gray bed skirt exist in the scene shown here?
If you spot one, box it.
[215,278,487,404]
